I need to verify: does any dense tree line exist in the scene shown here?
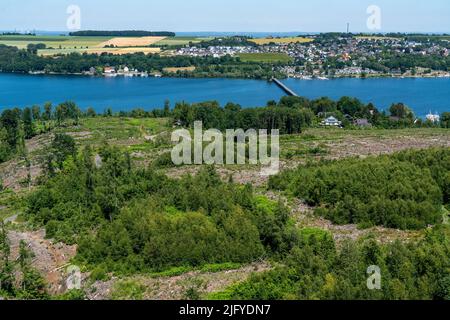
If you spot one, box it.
[68,31,175,37]
[361,53,450,73]
[269,148,449,230]
[1,95,447,166]
[0,101,81,163]
[26,142,297,273]
[193,36,257,48]
[170,96,448,130]
[212,226,450,300]
[393,148,450,204]
[172,100,314,134]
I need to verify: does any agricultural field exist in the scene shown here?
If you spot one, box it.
[355,36,401,40]
[154,36,212,46]
[0,35,111,50]
[163,66,196,73]
[99,36,167,47]
[38,47,161,56]
[237,52,293,63]
[0,35,163,55]
[249,36,314,45]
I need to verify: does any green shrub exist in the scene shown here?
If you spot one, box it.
[111,280,146,300]
[27,147,291,274]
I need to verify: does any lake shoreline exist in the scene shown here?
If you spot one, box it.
[1,73,449,119]
[1,70,450,81]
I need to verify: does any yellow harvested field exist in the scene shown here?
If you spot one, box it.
[250,37,314,45]
[39,47,160,56]
[163,66,196,73]
[98,36,167,47]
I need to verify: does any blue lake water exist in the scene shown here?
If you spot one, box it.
[284,77,450,118]
[0,73,449,118]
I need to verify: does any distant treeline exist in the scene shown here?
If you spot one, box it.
[269,148,450,230]
[0,44,280,80]
[168,96,450,130]
[1,32,35,36]
[193,36,257,48]
[171,100,314,134]
[1,96,449,164]
[68,30,176,37]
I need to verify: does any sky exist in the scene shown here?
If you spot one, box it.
[0,0,449,33]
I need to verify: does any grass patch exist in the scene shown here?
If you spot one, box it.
[199,263,242,273]
[110,280,146,300]
[163,66,196,73]
[146,263,243,278]
[443,206,449,225]
[155,36,209,46]
[70,117,168,141]
[255,195,278,214]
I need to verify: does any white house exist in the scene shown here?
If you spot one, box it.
[426,111,440,123]
[321,116,342,127]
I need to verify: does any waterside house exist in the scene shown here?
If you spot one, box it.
[321,116,342,127]
[426,112,440,123]
[117,66,149,77]
[103,66,148,77]
[103,67,117,77]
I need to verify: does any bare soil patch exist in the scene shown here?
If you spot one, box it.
[87,262,270,300]
[8,229,77,295]
[290,198,423,244]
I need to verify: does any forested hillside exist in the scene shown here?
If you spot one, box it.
[25,142,296,273]
[0,98,449,300]
[211,226,450,300]
[68,31,175,37]
[269,148,450,229]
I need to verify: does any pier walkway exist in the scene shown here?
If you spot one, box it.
[271,78,298,97]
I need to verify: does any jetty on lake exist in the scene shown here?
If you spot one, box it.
[271,78,298,97]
